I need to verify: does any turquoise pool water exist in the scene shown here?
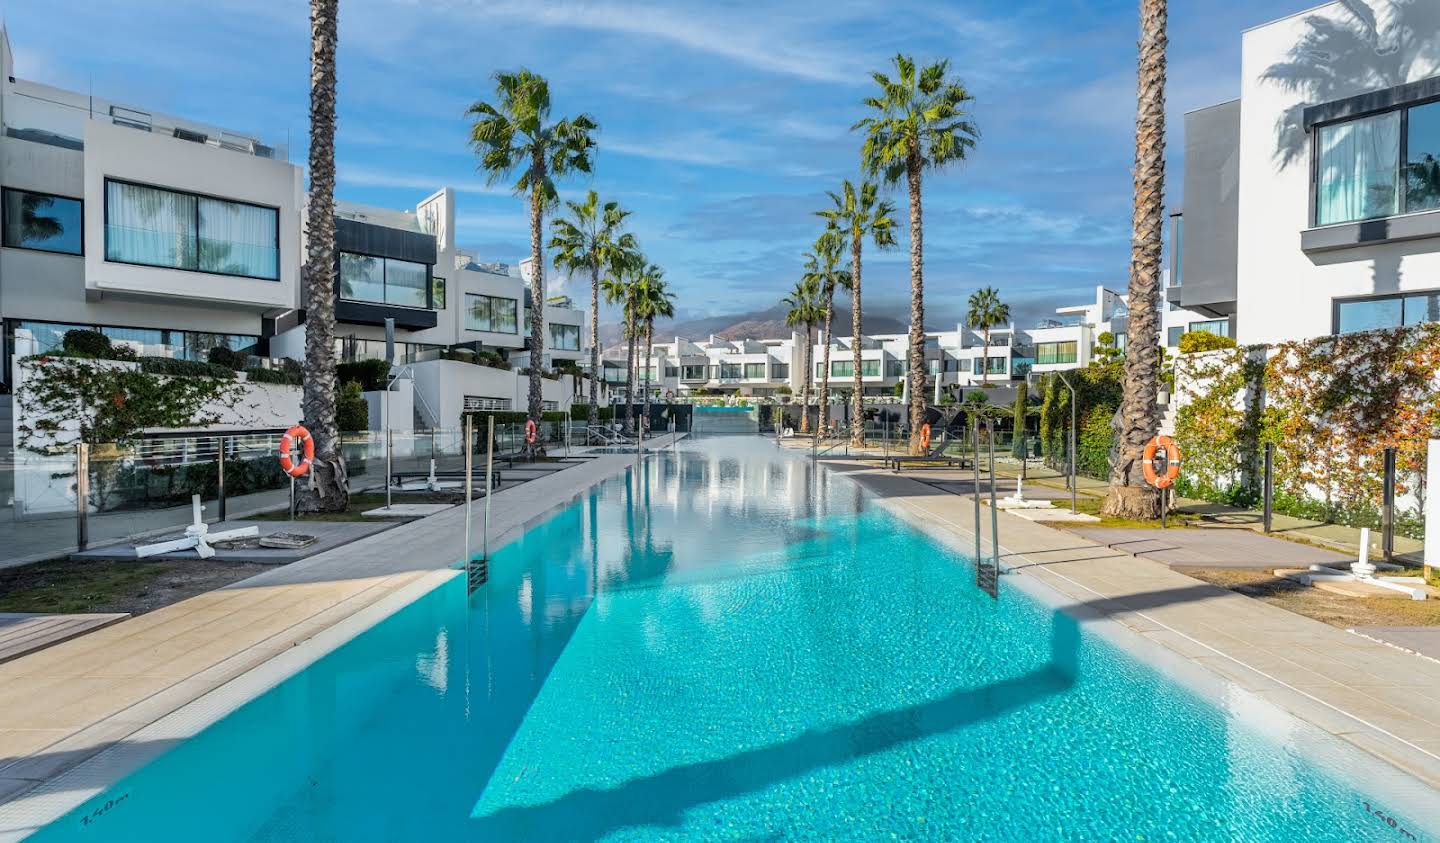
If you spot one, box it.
[27,439,1439,840]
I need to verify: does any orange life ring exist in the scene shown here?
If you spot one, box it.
[918,423,932,450]
[1142,435,1182,489]
[524,419,538,444]
[278,424,314,478]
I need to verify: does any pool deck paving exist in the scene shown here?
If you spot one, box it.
[819,457,1440,792]
[0,449,643,821]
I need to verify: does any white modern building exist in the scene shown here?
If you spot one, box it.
[0,23,591,434]
[1178,0,1440,344]
[604,284,1206,401]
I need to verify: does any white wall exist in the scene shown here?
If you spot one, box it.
[1236,1,1440,345]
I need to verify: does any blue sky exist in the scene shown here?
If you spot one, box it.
[4,0,1315,328]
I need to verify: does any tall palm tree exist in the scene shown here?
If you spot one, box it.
[601,254,642,433]
[1103,0,1167,520]
[549,191,637,429]
[966,287,1010,386]
[809,228,851,439]
[783,275,822,434]
[468,69,597,429]
[297,0,347,514]
[635,272,675,436]
[818,180,897,446]
[856,54,978,454]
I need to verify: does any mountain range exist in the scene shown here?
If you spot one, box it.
[599,305,909,345]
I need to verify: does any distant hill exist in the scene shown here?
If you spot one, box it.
[600,305,908,345]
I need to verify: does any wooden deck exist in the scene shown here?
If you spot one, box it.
[0,613,129,664]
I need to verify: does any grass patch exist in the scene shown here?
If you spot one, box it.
[1064,495,1207,530]
[248,492,458,522]
[0,558,270,615]
[1182,568,1440,628]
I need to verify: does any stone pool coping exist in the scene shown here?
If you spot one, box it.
[0,451,645,839]
[820,459,1440,794]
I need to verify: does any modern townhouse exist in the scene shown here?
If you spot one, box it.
[605,281,1205,402]
[1177,1,1440,345]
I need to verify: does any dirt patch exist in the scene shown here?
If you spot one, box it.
[0,558,271,616]
[1180,568,1440,628]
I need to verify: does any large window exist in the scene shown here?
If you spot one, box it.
[550,323,581,351]
[981,356,1007,375]
[1167,326,1185,347]
[340,252,429,308]
[465,293,518,333]
[885,359,904,377]
[719,362,743,380]
[1314,99,1440,225]
[770,362,789,379]
[830,360,854,377]
[104,179,278,280]
[430,276,446,310]
[1188,319,1230,338]
[1335,291,1440,334]
[2,188,82,255]
[744,362,766,379]
[681,364,708,381]
[8,319,256,361]
[1035,341,1078,365]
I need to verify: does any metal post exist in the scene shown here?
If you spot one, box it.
[1058,371,1077,514]
[75,442,89,551]
[1382,446,1396,562]
[217,436,227,522]
[484,416,494,562]
[464,414,474,574]
[986,419,1000,570]
[1161,485,1168,529]
[1263,442,1274,534]
[385,428,393,511]
[972,418,982,566]
[289,476,296,522]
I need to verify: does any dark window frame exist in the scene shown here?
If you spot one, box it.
[1331,289,1440,335]
[549,322,582,351]
[337,250,434,310]
[1,187,84,255]
[463,292,520,334]
[102,176,281,281]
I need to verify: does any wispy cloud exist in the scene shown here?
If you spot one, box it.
[337,164,506,196]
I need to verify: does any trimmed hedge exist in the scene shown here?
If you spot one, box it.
[336,359,391,392]
[206,346,248,370]
[138,357,236,380]
[243,367,302,386]
[338,381,370,432]
[570,403,615,421]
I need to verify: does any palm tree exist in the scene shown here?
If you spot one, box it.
[468,69,597,429]
[856,54,978,454]
[808,228,851,439]
[635,271,675,436]
[601,254,642,433]
[549,191,637,429]
[818,180,897,446]
[783,275,822,434]
[297,0,347,514]
[965,287,1010,386]
[1103,0,1167,521]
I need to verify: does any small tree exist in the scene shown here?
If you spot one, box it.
[1010,380,1029,458]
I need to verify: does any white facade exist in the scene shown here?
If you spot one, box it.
[1187,1,1440,345]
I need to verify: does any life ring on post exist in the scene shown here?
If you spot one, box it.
[1142,435,1182,489]
[524,419,538,445]
[918,423,932,451]
[278,424,315,478]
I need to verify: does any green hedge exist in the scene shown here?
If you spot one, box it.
[1037,368,1122,478]
[94,454,290,512]
[338,382,370,432]
[243,367,302,386]
[138,357,236,379]
[336,359,391,391]
[570,403,615,421]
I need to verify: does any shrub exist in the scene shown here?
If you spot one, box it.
[336,359,391,391]
[62,329,112,357]
[337,381,370,432]
[570,403,615,421]
[1077,404,1114,479]
[206,346,247,370]
[139,357,236,379]
[775,385,792,395]
[243,367,302,386]
[892,381,904,397]
[1179,331,1237,354]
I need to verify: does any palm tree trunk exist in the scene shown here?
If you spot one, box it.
[850,235,865,447]
[906,151,926,456]
[982,326,991,386]
[526,161,546,432]
[643,320,654,436]
[817,287,834,439]
[297,0,347,514]
[588,258,600,429]
[1102,0,1167,520]
[799,324,812,434]
[623,314,637,434]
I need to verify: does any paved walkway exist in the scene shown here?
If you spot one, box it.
[819,458,1440,790]
[0,614,128,665]
[0,453,637,815]
[1068,526,1353,570]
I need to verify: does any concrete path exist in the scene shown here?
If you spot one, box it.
[0,453,636,811]
[819,458,1440,790]
[0,614,129,665]
[1356,627,1440,663]
[1068,526,1354,570]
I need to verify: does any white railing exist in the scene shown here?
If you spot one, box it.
[464,396,511,412]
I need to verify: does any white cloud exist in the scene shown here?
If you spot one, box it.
[337,164,507,196]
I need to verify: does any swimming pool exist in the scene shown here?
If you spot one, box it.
[21,439,1440,840]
